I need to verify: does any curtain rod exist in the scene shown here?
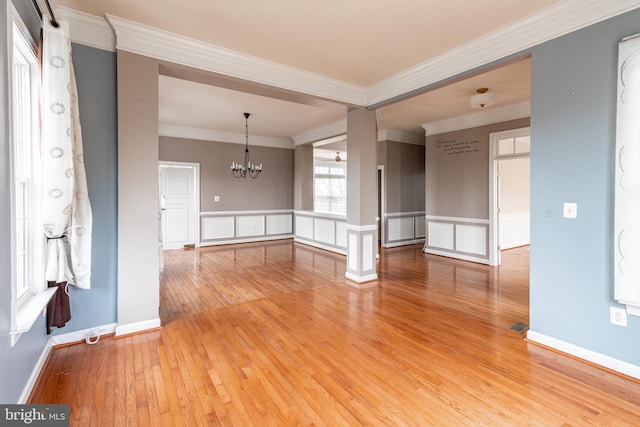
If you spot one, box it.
[31,0,59,28]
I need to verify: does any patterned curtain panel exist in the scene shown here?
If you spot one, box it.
[41,19,92,291]
[614,33,640,316]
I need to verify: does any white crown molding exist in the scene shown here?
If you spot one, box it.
[378,129,425,145]
[105,14,367,107]
[422,101,530,136]
[159,124,294,149]
[54,2,640,110]
[55,6,115,52]
[367,0,640,106]
[292,119,347,146]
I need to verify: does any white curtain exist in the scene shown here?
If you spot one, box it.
[41,19,92,289]
[615,34,640,316]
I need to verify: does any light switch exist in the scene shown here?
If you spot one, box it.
[563,202,577,219]
[214,196,220,202]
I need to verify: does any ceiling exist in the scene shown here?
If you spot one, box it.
[53,0,554,144]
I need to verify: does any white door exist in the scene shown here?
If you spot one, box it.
[160,164,197,250]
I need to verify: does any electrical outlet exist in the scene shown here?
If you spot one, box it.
[214,196,220,202]
[610,306,628,327]
[563,202,577,219]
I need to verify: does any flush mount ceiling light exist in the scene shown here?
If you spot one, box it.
[230,112,262,179]
[470,87,495,108]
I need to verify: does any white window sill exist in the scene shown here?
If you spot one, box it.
[11,287,58,347]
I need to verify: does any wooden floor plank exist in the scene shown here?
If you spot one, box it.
[30,242,640,425]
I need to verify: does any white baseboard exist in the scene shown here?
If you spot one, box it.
[383,238,425,248]
[423,247,490,265]
[115,318,161,337]
[294,237,347,255]
[345,271,378,284]
[18,322,118,404]
[526,330,640,380]
[199,234,294,247]
[49,323,117,347]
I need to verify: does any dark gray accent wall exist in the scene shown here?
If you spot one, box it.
[426,118,530,219]
[62,43,118,332]
[530,8,640,364]
[160,136,294,212]
[384,141,425,213]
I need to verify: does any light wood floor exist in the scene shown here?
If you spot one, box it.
[30,241,640,426]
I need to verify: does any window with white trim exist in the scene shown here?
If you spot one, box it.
[313,155,347,215]
[10,10,47,346]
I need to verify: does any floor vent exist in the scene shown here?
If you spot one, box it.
[508,322,529,334]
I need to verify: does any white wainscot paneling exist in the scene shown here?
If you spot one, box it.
[348,233,358,271]
[314,218,336,245]
[336,221,347,248]
[499,212,530,249]
[237,215,265,237]
[456,224,486,255]
[363,234,374,271]
[428,222,454,250]
[296,216,314,240]
[267,214,292,235]
[415,216,426,238]
[202,216,234,240]
[388,217,415,241]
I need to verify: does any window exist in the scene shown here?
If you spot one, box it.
[10,11,47,346]
[314,158,347,215]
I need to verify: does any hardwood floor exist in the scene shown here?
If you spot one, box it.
[30,242,640,426]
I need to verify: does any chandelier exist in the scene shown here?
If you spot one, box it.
[230,112,262,179]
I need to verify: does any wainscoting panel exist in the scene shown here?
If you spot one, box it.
[415,216,426,238]
[425,216,490,264]
[267,214,292,235]
[202,216,234,240]
[383,212,426,248]
[200,210,293,246]
[294,211,347,254]
[314,218,336,245]
[336,221,347,248]
[456,224,486,256]
[295,215,314,241]
[388,217,415,241]
[427,222,454,250]
[237,215,265,237]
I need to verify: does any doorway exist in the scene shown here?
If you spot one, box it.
[159,161,200,250]
[488,127,531,265]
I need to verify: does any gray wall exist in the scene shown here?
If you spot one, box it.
[59,43,118,333]
[160,136,294,212]
[383,141,425,213]
[294,144,313,211]
[426,118,530,219]
[530,8,639,364]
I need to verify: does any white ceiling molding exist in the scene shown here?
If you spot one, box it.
[105,14,367,107]
[312,134,347,148]
[367,0,640,106]
[292,120,347,146]
[378,129,425,145]
[56,6,115,52]
[159,124,294,149]
[422,101,530,136]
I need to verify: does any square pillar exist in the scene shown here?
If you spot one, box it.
[346,108,378,283]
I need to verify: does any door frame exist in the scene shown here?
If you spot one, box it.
[159,161,201,249]
[488,127,530,266]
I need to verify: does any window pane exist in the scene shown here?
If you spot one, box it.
[515,136,531,153]
[498,138,514,155]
